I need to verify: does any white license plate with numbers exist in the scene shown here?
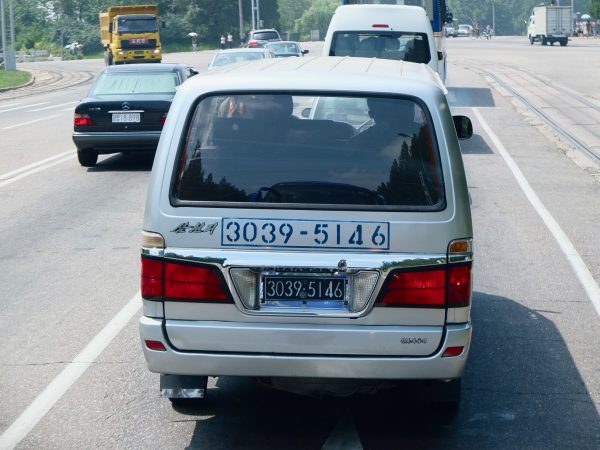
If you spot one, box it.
[112,113,141,123]
[221,218,389,250]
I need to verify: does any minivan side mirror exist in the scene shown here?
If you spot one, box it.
[302,49,309,55]
[453,115,473,140]
[438,51,443,61]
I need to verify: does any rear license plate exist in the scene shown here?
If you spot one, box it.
[112,113,140,123]
[263,275,347,302]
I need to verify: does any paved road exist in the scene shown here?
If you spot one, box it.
[0,37,598,449]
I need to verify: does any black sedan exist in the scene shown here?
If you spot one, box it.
[72,63,198,167]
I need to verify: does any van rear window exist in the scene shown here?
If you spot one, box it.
[330,31,431,64]
[172,94,445,211]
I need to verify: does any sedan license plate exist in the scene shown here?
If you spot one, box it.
[263,275,346,302]
[112,113,141,123]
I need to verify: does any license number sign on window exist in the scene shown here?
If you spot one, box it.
[221,218,389,250]
[130,38,149,45]
[263,275,346,302]
[112,113,141,123]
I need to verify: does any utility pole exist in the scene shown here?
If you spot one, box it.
[238,0,244,42]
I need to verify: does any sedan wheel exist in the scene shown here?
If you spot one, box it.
[77,150,98,167]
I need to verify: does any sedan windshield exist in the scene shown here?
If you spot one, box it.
[173,93,444,210]
[211,52,265,67]
[91,72,179,95]
[268,43,299,54]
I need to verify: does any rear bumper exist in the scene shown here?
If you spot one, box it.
[72,131,161,153]
[139,317,471,380]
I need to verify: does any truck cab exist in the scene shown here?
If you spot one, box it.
[100,5,163,65]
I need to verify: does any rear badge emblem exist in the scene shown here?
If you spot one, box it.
[122,102,131,111]
[337,259,347,272]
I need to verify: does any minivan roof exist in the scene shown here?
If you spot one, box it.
[329,4,430,30]
[201,56,445,93]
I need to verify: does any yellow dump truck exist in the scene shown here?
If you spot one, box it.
[100,4,162,65]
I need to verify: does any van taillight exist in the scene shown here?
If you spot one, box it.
[378,263,472,308]
[141,256,230,302]
[380,269,446,307]
[74,113,94,126]
[160,112,167,125]
[141,257,163,299]
[448,264,472,307]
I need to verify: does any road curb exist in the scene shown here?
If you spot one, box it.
[0,70,36,92]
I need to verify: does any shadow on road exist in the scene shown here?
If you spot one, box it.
[166,293,600,449]
[86,151,155,172]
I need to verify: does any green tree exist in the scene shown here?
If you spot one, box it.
[279,0,310,33]
[294,0,337,40]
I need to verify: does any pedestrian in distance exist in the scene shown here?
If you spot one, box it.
[227,32,233,48]
[220,34,226,49]
[192,35,197,52]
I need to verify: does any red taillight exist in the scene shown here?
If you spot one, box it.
[448,264,472,307]
[372,24,390,28]
[379,263,472,308]
[141,256,229,302]
[160,112,167,125]
[141,257,163,299]
[248,40,259,47]
[381,269,446,307]
[145,340,166,351]
[442,346,464,357]
[74,113,94,127]
[165,262,228,301]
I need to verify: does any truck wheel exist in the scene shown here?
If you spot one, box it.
[541,38,547,45]
[560,39,567,46]
[77,150,98,167]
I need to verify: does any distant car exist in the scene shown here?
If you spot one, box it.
[245,28,282,47]
[445,26,457,37]
[457,24,473,37]
[208,48,276,69]
[264,41,308,57]
[72,63,198,167]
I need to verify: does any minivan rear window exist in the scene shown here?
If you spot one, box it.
[172,94,444,211]
[330,31,431,64]
[252,31,279,41]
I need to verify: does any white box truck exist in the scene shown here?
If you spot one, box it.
[527,5,572,46]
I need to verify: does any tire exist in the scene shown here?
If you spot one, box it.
[560,39,567,46]
[77,150,98,167]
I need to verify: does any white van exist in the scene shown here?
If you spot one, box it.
[322,5,446,83]
[139,56,473,406]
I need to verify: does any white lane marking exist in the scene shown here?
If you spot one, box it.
[473,108,600,319]
[0,151,74,181]
[2,114,63,130]
[0,293,142,450]
[322,410,363,450]
[0,153,75,188]
[0,102,49,114]
[28,101,78,112]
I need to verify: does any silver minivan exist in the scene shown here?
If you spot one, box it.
[139,56,473,406]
